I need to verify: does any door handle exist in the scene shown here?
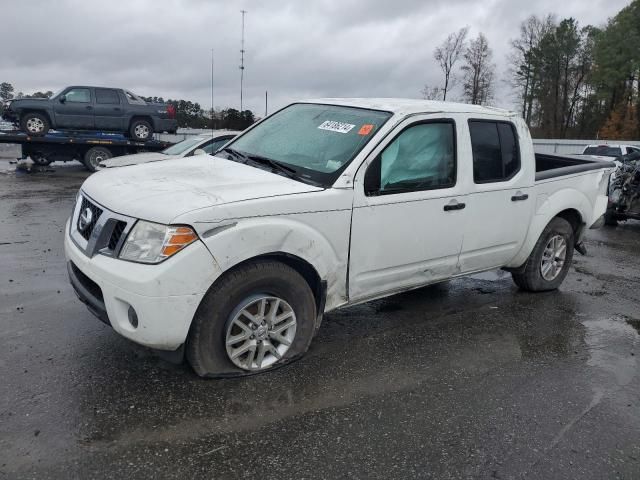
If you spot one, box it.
[85,106,93,110]
[511,193,529,201]
[444,202,466,211]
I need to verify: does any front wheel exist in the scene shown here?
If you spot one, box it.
[186,260,317,377]
[511,217,575,292]
[20,112,50,136]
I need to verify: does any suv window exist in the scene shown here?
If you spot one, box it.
[65,88,91,103]
[95,88,120,104]
[469,120,520,183]
[366,121,456,195]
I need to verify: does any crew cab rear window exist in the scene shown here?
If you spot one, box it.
[95,88,120,104]
[469,120,520,183]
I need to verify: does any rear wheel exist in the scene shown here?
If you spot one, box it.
[186,260,317,377]
[512,217,575,292]
[83,146,112,172]
[20,112,50,136]
[129,119,153,141]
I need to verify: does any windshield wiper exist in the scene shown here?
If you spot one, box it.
[221,147,249,163]
[247,154,298,177]
[221,148,316,185]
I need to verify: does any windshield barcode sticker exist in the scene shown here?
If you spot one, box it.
[318,121,355,134]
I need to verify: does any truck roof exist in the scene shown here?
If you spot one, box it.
[305,98,516,117]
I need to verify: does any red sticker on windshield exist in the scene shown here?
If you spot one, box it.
[358,124,374,135]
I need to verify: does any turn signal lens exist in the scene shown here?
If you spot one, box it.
[161,227,198,257]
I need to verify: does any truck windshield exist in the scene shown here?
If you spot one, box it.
[223,103,392,186]
[162,137,205,156]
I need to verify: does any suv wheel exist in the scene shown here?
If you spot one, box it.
[20,113,50,136]
[187,260,317,377]
[129,119,153,141]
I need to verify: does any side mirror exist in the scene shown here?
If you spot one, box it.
[59,95,66,104]
[193,148,207,156]
[363,156,381,195]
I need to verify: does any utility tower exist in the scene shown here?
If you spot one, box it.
[240,10,247,112]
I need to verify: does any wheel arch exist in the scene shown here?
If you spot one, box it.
[20,109,52,125]
[213,252,326,318]
[128,115,154,129]
[507,189,589,270]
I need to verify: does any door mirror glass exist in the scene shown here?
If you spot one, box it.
[59,95,66,104]
[193,148,207,156]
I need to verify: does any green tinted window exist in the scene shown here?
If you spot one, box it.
[228,103,391,185]
[379,122,456,193]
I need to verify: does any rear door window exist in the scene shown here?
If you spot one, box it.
[469,120,520,183]
[95,89,120,104]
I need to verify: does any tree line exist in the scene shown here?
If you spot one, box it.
[426,0,640,139]
[0,84,256,131]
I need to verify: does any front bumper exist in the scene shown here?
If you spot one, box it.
[64,220,222,350]
[1,110,18,123]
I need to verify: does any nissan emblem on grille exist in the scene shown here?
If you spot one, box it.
[78,207,93,233]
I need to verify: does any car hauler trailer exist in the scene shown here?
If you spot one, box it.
[0,130,173,172]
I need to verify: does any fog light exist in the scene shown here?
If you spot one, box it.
[127,306,138,328]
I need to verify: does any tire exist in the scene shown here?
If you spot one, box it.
[83,146,112,172]
[604,208,618,226]
[30,154,52,166]
[511,217,575,292]
[186,260,317,377]
[20,112,50,136]
[129,119,153,141]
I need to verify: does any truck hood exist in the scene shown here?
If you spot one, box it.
[100,152,178,168]
[81,155,324,224]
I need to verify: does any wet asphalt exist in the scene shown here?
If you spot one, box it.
[0,158,639,479]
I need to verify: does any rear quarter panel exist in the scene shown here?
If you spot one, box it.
[507,168,612,268]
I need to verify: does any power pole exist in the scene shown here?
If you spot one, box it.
[265,90,268,117]
[211,48,214,133]
[240,10,247,112]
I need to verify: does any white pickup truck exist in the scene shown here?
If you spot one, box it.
[65,99,615,377]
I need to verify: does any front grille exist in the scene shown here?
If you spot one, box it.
[108,221,127,251]
[78,196,103,240]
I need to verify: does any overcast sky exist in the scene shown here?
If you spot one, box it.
[2,0,631,114]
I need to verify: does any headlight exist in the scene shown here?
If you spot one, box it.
[119,221,198,264]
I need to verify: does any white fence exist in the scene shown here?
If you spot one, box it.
[532,139,640,155]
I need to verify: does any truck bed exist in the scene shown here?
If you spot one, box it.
[535,153,615,181]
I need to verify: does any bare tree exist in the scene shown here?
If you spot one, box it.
[507,15,555,124]
[420,84,442,100]
[434,27,469,101]
[461,33,495,105]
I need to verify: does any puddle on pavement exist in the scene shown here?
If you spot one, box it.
[583,314,638,387]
